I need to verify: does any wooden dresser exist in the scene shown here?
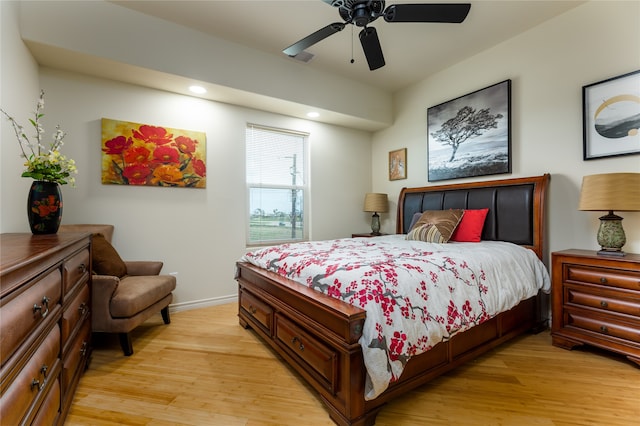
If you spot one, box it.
[551,249,640,366]
[1,232,92,425]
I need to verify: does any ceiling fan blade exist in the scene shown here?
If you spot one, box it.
[359,27,385,71]
[283,22,346,56]
[384,3,471,23]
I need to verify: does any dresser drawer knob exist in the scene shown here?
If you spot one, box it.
[32,296,50,318]
[78,263,87,273]
[599,277,608,284]
[600,325,609,334]
[248,304,257,315]
[291,336,305,352]
[80,341,88,357]
[600,300,608,308]
[78,302,88,316]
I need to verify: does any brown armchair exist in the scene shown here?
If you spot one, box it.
[59,224,176,356]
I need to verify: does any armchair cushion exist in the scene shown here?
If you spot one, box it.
[110,274,177,318]
[92,233,128,277]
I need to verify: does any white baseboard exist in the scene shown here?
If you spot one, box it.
[169,294,238,313]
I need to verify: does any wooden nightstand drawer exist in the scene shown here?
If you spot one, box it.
[566,264,640,292]
[567,286,640,318]
[566,309,640,345]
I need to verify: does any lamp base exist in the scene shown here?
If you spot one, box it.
[370,212,381,235]
[597,249,626,257]
[596,211,626,254]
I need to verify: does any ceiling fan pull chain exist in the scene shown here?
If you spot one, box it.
[350,25,355,64]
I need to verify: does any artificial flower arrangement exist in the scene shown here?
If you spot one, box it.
[1,90,77,186]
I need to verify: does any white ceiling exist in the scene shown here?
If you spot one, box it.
[109,0,583,93]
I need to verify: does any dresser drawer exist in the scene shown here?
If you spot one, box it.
[63,248,90,295]
[61,283,90,348]
[566,264,640,292]
[566,286,640,318]
[240,290,273,336]
[0,268,62,366]
[275,313,338,394]
[31,377,60,426]
[0,325,61,426]
[62,319,91,396]
[566,310,640,345]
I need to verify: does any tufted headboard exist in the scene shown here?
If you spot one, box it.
[396,174,550,259]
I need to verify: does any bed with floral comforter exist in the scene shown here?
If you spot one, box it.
[241,234,550,400]
[236,174,550,426]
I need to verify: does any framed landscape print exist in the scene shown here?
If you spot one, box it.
[583,70,640,160]
[427,80,511,182]
[389,148,407,180]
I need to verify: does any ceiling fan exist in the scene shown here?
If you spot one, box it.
[283,1,471,71]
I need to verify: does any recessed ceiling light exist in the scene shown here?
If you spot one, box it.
[189,85,206,94]
[307,112,320,118]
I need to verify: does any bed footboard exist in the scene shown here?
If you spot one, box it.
[237,262,543,426]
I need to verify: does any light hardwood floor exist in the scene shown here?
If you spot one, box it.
[67,303,640,425]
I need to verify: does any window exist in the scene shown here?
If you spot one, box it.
[246,124,308,246]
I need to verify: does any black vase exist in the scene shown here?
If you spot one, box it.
[27,181,63,234]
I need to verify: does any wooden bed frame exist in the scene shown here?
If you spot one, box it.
[236,174,550,426]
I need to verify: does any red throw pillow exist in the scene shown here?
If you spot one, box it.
[450,208,489,242]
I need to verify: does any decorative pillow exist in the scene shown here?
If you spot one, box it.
[406,209,464,243]
[450,208,490,243]
[92,233,127,277]
[408,212,423,232]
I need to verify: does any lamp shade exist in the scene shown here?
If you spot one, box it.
[363,193,388,213]
[578,173,640,211]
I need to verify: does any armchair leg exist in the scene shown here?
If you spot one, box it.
[161,306,171,324]
[119,333,133,356]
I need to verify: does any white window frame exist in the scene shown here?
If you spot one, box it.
[245,124,309,246]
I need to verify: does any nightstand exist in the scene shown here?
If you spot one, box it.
[351,233,389,238]
[551,249,640,366]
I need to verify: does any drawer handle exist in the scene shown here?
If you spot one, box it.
[78,302,88,316]
[33,296,50,318]
[291,336,305,352]
[600,300,608,308]
[30,378,43,391]
[600,325,609,334]
[78,263,87,274]
[30,364,49,391]
[248,304,257,315]
[80,341,88,357]
[600,277,608,284]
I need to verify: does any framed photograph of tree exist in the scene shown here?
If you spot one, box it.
[427,80,511,182]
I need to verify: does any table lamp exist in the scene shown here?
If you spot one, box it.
[363,193,388,235]
[578,173,640,256]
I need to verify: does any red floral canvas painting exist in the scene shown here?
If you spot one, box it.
[101,118,207,188]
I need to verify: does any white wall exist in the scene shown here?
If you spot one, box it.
[0,0,40,228]
[373,1,640,258]
[2,64,373,308]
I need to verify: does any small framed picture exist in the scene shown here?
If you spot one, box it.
[389,148,407,180]
[583,70,640,160]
